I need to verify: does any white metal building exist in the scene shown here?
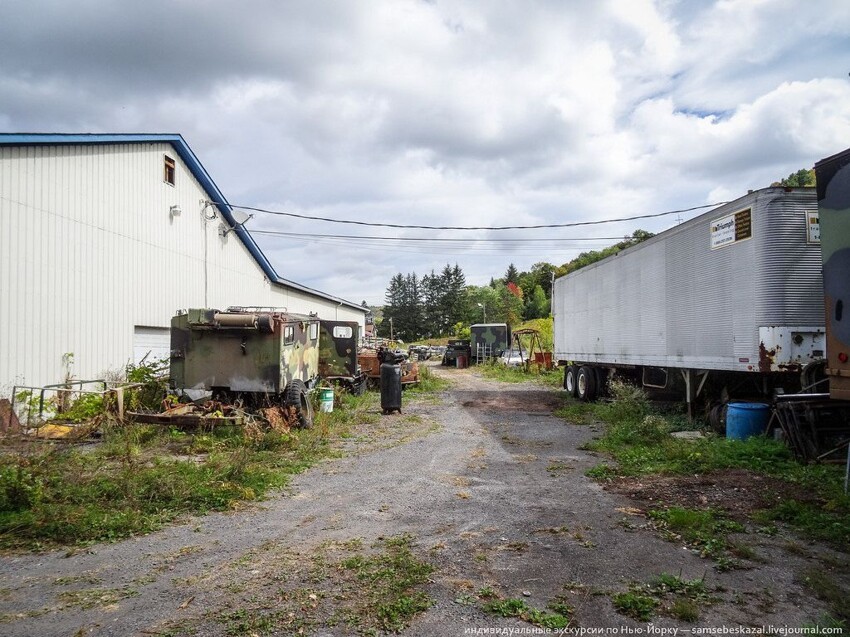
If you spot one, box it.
[0,133,368,394]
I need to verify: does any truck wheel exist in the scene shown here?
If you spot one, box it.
[564,365,578,397]
[594,367,608,397]
[577,366,597,402]
[284,379,314,429]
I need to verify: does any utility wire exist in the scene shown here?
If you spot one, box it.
[209,201,727,231]
[249,230,635,243]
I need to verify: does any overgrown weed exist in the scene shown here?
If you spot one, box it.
[0,391,381,550]
[477,361,563,387]
[558,378,850,549]
[214,534,434,636]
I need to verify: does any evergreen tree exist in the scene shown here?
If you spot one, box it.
[399,273,423,340]
[438,264,456,335]
[504,263,519,285]
[382,274,405,339]
[447,264,468,327]
[421,270,442,339]
[381,264,469,340]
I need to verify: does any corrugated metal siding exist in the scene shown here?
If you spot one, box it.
[0,143,365,392]
[553,188,821,371]
[752,190,824,325]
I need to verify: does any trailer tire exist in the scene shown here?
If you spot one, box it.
[564,365,578,397]
[577,366,597,402]
[284,379,314,429]
[708,403,727,434]
[594,367,608,397]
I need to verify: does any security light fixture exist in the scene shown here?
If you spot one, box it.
[219,210,254,237]
[169,204,182,218]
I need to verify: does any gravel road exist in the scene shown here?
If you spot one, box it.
[0,365,842,636]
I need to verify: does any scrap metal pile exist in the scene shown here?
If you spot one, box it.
[773,395,850,462]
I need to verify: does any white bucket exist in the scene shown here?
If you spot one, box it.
[319,387,334,413]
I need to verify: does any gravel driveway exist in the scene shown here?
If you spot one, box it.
[0,365,843,636]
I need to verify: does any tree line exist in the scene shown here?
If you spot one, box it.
[379,229,658,342]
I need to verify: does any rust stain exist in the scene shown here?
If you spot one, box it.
[758,341,776,373]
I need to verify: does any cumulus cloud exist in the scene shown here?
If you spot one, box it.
[1,0,849,303]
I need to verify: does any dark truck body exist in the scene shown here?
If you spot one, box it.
[169,307,320,426]
[470,323,510,362]
[318,320,367,394]
[814,148,850,401]
[442,339,472,366]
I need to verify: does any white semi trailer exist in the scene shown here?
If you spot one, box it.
[553,186,825,416]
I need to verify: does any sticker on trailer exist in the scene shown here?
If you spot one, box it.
[710,208,752,249]
[806,211,820,243]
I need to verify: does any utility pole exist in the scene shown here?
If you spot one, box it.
[550,270,555,317]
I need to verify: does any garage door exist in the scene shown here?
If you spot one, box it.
[133,326,171,366]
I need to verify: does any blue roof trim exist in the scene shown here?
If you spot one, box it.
[0,133,366,313]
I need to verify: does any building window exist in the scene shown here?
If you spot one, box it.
[164,155,175,185]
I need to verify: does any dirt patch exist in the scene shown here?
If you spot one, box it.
[460,389,563,412]
[603,468,820,520]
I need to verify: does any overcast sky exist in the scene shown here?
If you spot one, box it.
[2,1,849,305]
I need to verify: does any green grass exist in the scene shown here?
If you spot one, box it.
[753,499,850,547]
[561,380,850,549]
[612,573,715,623]
[612,591,658,620]
[477,361,563,387]
[648,507,745,568]
[0,391,383,550]
[406,364,450,393]
[214,534,435,636]
[340,534,435,633]
[798,569,850,622]
[482,596,573,630]
[553,399,592,424]
[648,573,710,601]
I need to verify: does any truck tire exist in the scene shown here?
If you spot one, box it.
[594,367,608,397]
[564,365,578,397]
[284,379,314,429]
[577,366,597,402]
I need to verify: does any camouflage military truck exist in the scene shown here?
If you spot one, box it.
[170,308,320,427]
[470,323,511,363]
[441,339,472,366]
[318,320,367,395]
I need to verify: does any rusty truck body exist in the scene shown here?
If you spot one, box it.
[170,307,320,426]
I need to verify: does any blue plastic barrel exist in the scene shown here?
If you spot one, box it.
[726,402,770,440]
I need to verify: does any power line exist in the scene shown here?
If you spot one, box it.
[249,230,624,256]
[251,234,611,256]
[249,230,634,243]
[209,200,727,231]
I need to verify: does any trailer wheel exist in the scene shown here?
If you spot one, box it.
[284,379,314,429]
[594,367,608,397]
[564,365,578,397]
[708,403,727,434]
[577,366,597,402]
